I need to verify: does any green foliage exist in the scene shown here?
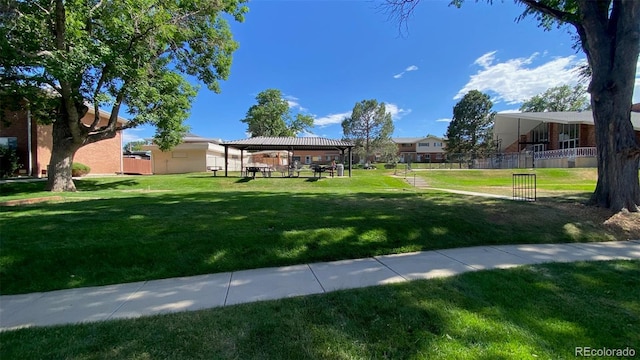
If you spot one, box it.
[0,0,248,151]
[240,89,314,137]
[445,90,494,157]
[0,145,20,178]
[123,140,146,152]
[342,99,394,162]
[71,162,90,177]
[520,84,590,112]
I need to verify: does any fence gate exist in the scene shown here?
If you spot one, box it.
[512,174,536,202]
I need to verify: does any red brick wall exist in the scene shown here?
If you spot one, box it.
[1,109,122,176]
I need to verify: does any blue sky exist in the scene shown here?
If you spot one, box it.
[123,0,640,145]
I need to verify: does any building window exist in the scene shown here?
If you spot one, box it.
[436,153,443,160]
[558,123,579,149]
[434,142,443,147]
[531,123,549,152]
[305,156,311,164]
[418,142,430,147]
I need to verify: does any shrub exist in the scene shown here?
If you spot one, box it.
[71,162,91,177]
[0,145,21,178]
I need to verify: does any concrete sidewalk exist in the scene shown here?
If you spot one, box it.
[1,240,639,331]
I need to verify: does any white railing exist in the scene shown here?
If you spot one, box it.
[533,147,597,160]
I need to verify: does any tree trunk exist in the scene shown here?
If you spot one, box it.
[46,118,83,192]
[580,0,640,212]
[589,89,640,211]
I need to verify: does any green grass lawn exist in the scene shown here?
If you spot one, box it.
[0,170,631,295]
[1,260,638,359]
[411,168,599,199]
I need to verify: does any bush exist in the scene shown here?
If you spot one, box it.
[0,145,21,178]
[71,162,91,177]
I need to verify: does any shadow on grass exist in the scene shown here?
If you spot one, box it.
[1,261,637,359]
[0,188,626,295]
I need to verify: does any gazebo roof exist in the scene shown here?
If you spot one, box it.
[223,137,354,151]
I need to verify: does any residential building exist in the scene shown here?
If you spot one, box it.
[392,136,447,163]
[0,107,125,177]
[142,133,247,174]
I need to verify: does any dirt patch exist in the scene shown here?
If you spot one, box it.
[604,211,640,239]
[541,200,640,240]
[0,196,64,206]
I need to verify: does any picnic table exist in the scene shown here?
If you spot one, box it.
[245,166,273,178]
[207,166,222,176]
[311,165,336,178]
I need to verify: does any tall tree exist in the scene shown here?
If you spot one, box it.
[384,0,640,212]
[445,90,495,157]
[520,84,591,112]
[341,99,394,163]
[240,89,314,137]
[0,0,247,191]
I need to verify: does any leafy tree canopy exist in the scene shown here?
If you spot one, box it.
[123,141,147,152]
[240,89,314,137]
[342,99,394,162]
[0,0,247,191]
[445,90,495,156]
[520,84,590,112]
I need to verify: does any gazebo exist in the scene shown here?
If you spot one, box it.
[222,137,355,177]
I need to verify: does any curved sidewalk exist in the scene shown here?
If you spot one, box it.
[2,240,639,331]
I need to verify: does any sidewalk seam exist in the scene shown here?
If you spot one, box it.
[306,264,326,293]
[223,272,233,306]
[106,281,148,320]
[372,257,409,281]
[434,250,480,271]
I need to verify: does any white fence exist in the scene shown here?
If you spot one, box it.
[533,147,597,160]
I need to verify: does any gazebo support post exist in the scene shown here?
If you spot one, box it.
[348,147,352,177]
[224,145,229,177]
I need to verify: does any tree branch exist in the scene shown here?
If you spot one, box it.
[518,0,580,26]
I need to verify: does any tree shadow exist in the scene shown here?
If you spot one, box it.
[1,188,626,295]
[2,261,636,359]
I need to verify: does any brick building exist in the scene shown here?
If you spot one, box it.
[0,108,126,177]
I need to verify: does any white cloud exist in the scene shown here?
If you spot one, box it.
[456,51,585,104]
[122,128,148,145]
[312,102,409,127]
[498,109,522,114]
[284,95,307,112]
[314,111,351,127]
[435,118,452,122]
[300,130,319,137]
[393,64,418,79]
[384,103,411,120]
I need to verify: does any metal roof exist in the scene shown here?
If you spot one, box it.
[223,137,354,151]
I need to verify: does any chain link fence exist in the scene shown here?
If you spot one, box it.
[397,152,535,170]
